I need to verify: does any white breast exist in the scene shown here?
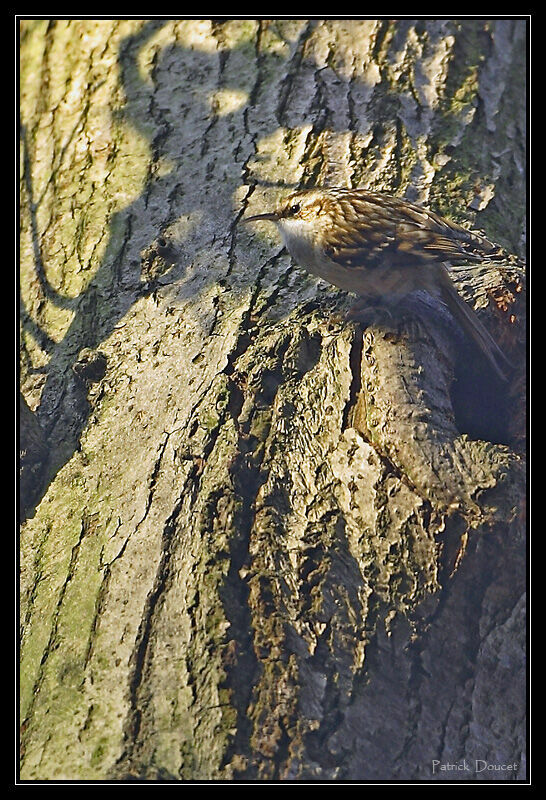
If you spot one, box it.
[277,218,365,294]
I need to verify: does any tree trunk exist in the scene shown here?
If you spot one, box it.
[19,19,527,782]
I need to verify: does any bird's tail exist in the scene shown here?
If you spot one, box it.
[438,266,511,382]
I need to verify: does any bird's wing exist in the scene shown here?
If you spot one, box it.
[322,191,495,269]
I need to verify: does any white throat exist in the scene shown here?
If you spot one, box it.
[275,216,365,295]
[277,218,318,267]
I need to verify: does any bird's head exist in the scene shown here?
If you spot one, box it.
[242,189,333,237]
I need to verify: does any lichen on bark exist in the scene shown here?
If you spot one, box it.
[19,18,526,782]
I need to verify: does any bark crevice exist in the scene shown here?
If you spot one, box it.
[19,18,526,782]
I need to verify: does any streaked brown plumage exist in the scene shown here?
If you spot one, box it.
[244,187,510,380]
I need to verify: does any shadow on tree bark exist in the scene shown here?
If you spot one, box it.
[19,19,526,782]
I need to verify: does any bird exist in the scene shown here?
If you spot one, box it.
[242,187,511,381]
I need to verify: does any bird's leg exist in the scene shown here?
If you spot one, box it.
[345,296,394,328]
[345,295,431,343]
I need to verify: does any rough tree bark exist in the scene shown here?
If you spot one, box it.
[19,19,527,781]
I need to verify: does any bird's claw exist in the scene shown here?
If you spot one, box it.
[345,300,394,328]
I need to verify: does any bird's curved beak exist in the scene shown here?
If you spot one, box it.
[241,212,279,223]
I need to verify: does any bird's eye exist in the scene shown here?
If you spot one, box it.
[289,203,301,215]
